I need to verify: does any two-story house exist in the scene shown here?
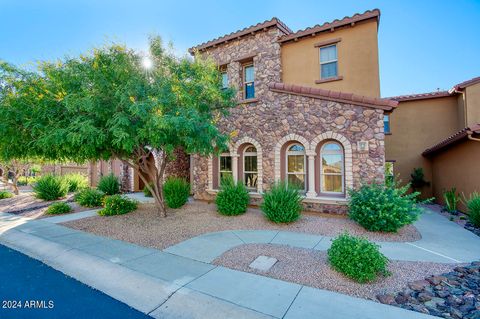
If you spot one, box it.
[386,77,480,210]
[89,8,478,214]
[186,9,397,214]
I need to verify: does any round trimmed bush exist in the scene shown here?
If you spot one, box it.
[74,188,104,207]
[98,195,138,216]
[328,233,390,283]
[97,174,120,195]
[33,175,69,201]
[63,173,89,192]
[348,183,423,232]
[163,177,190,209]
[46,202,72,215]
[261,182,302,223]
[0,191,13,199]
[216,177,249,216]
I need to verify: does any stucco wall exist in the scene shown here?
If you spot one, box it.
[385,96,460,197]
[465,82,480,127]
[280,20,380,97]
[430,139,480,212]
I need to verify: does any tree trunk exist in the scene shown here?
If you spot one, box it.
[123,148,168,217]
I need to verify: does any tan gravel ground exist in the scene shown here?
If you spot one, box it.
[0,192,81,218]
[62,200,421,250]
[213,243,458,301]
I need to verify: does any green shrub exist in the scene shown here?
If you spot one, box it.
[33,175,69,201]
[143,182,154,197]
[63,173,89,192]
[97,174,120,195]
[444,187,459,213]
[348,183,425,232]
[0,191,13,199]
[163,177,190,208]
[216,176,249,216]
[98,195,138,216]
[464,192,480,227]
[261,182,302,223]
[46,202,72,215]
[17,176,38,186]
[74,188,104,207]
[328,233,390,283]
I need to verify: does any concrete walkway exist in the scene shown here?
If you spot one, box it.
[165,208,480,264]
[0,212,442,319]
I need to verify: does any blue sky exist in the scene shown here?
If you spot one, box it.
[1,0,479,97]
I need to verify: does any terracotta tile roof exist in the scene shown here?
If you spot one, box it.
[388,91,452,102]
[452,76,480,91]
[268,82,398,111]
[278,9,381,44]
[389,76,480,101]
[189,17,292,54]
[422,124,480,156]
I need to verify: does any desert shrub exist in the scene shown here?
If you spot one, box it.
[17,176,38,186]
[46,202,72,215]
[216,176,249,216]
[0,191,13,199]
[63,173,89,192]
[261,182,302,223]
[348,183,425,232]
[328,233,390,283]
[97,174,120,195]
[410,167,429,191]
[143,182,154,197]
[163,177,190,208]
[74,188,104,207]
[443,187,459,213]
[464,192,480,227]
[33,175,69,201]
[98,195,138,216]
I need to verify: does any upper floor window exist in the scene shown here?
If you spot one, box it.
[243,64,255,99]
[219,154,232,184]
[221,71,228,90]
[384,114,391,134]
[286,144,306,191]
[320,45,338,79]
[320,142,344,193]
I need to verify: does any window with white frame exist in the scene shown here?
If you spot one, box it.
[219,154,232,184]
[320,45,338,79]
[384,114,391,134]
[243,145,257,190]
[243,64,255,99]
[221,71,228,90]
[320,142,344,193]
[286,144,306,191]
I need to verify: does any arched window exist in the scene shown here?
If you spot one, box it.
[219,153,232,185]
[286,144,306,190]
[320,142,344,193]
[243,145,257,190]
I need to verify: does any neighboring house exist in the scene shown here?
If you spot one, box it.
[185,9,397,214]
[386,77,480,209]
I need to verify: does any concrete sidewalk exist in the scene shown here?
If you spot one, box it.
[0,212,436,319]
[166,208,480,264]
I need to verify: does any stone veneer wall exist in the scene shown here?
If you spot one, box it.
[190,26,386,214]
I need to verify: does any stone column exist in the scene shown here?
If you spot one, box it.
[231,154,239,183]
[306,151,317,198]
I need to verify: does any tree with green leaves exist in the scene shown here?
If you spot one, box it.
[0,37,235,216]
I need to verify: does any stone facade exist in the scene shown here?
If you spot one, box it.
[191,25,387,214]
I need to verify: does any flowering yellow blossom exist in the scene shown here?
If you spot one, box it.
[229,130,239,138]
[129,96,135,103]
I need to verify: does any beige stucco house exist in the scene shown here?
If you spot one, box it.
[84,9,478,213]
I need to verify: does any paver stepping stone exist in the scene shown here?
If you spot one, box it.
[249,255,277,272]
